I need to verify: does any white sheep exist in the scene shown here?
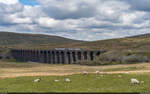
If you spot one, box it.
[54,80,59,82]
[34,78,41,82]
[141,81,144,84]
[131,78,139,85]
[83,71,88,75]
[95,71,99,74]
[124,72,129,74]
[65,78,71,82]
[118,75,122,78]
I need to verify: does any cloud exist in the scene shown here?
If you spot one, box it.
[0,0,150,41]
[0,0,18,5]
[125,0,150,11]
[38,0,99,19]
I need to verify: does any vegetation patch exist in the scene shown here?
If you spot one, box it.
[79,50,150,66]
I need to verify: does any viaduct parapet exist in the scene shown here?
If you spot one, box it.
[11,48,106,64]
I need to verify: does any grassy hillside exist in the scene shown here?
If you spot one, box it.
[0,32,84,49]
[0,32,150,51]
[69,33,150,51]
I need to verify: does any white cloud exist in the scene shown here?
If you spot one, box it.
[0,0,150,41]
[0,0,18,4]
[37,17,59,28]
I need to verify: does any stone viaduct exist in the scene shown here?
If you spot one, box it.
[11,48,106,64]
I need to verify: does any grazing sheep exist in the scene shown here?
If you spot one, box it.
[83,71,88,75]
[124,72,129,74]
[118,75,122,78]
[131,78,139,85]
[65,78,70,82]
[141,81,144,84]
[95,71,99,74]
[54,80,59,82]
[34,78,41,83]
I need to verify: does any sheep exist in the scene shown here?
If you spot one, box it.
[118,75,122,78]
[95,71,99,74]
[131,78,139,85]
[54,80,59,82]
[141,81,144,84]
[34,78,41,83]
[83,71,88,75]
[65,78,71,82]
[124,72,129,74]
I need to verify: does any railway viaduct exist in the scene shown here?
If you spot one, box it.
[11,48,106,64]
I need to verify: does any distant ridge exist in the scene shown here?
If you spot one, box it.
[0,32,84,49]
[66,33,150,51]
[128,33,150,38]
[0,32,150,51]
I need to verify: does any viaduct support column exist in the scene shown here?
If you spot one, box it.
[70,51,74,64]
[54,51,57,64]
[81,51,84,61]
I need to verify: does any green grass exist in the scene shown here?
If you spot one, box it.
[103,66,146,72]
[0,74,150,92]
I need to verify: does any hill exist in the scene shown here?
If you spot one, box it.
[0,32,150,51]
[68,33,150,51]
[0,32,84,49]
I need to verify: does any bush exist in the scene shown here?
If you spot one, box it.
[79,50,150,66]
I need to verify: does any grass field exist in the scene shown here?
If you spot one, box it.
[0,60,150,92]
[0,74,150,92]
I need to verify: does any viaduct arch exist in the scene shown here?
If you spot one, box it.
[11,48,106,64]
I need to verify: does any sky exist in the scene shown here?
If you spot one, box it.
[0,0,150,41]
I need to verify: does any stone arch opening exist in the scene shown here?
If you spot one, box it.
[72,52,76,62]
[83,51,88,60]
[52,51,55,64]
[36,50,39,62]
[90,51,94,60]
[40,51,44,63]
[47,51,51,63]
[32,50,35,62]
[96,51,100,56]
[56,51,60,64]
[77,52,81,60]
[67,52,71,64]
[44,51,47,63]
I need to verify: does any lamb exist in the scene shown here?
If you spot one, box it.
[65,78,71,82]
[83,71,88,75]
[131,78,139,85]
[34,78,41,82]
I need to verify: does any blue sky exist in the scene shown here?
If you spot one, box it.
[19,0,39,6]
[0,0,150,41]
